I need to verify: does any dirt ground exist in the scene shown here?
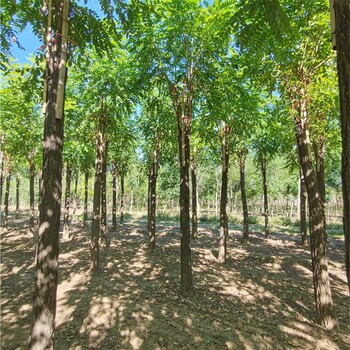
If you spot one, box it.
[1,216,349,350]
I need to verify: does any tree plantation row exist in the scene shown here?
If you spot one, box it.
[0,155,345,231]
[1,1,349,349]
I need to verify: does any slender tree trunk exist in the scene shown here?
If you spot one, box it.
[3,167,11,228]
[261,157,269,238]
[100,141,108,246]
[72,172,78,219]
[314,141,326,204]
[63,165,72,240]
[37,169,42,225]
[15,175,20,218]
[130,191,133,213]
[0,146,3,227]
[90,103,107,271]
[215,179,218,217]
[173,90,194,297]
[83,171,88,228]
[191,161,198,239]
[299,169,308,247]
[0,140,3,203]
[28,1,69,348]
[29,161,35,232]
[112,162,117,229]
[333,0,350,294]
[120,175,125,224]
[240,149,249,242]
[295,98,337,330]
[148,148,158,251]
[90,126,104,272]
[218,131,229,263]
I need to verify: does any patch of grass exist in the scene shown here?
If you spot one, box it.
[269,216,299,227]
[198,214,218,223]
[248,216,259,225]
[157,211,180,222]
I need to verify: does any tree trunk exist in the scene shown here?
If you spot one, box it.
[148,148,158,251]
[29,161,35,232]
[191,161,198,239]
[37,168,42,225]
[90,133,103,272]
[72,172,78,219]
[90,106,107,271]
[120,175,125,224]
[333,0,350,294]
[240,149,249,242]
[0,141,3,220]
[100,141,108,246]
[174,93,194,297]
[15,175,20,218]
[314,140,327,242]
[295,99,337,330]
[218,131,229,264]
[3,167,11,228]
[261,157,269,238]
[63,165,72,240]
[83,171,88,228]
[215,179,218,217]
[299,169,308,247]
[314,141,326,204]
[112,162,117,229]
[28,1,69,348]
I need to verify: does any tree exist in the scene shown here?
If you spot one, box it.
[331,0,350,294]
[138,85,175,251]
[28,0,70,347]
[0,62,42,231]
[274,1,338,329]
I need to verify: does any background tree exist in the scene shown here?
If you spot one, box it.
[331,0,350,293]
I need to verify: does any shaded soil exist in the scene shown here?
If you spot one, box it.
[1,217,349,350]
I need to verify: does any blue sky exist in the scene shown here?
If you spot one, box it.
[12,0,103,63]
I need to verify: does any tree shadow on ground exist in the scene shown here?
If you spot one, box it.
[1,218,349,350]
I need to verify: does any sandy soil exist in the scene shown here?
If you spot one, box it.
[1,217,349,350]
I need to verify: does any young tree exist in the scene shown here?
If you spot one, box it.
[331,0,350,294]
[138,85,175,250]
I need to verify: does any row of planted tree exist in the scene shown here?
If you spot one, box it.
[0,152,344,234]
[1,0,349,349]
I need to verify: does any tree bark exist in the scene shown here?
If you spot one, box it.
[0,147,3,227]
[15,175,20,218]
[112,162,117,229]
[100,141,108,246]
[28,1,69,348]
[191,161,198,239]
[90,147,102,271]
[0,140,3,221]
[83,171,88,228]
[299,169,308,247]
[72,171,78,219]
[333,0,350,294]
[37,168,42,225]
[120,175,125,224]
[29,161,35,232]
[240,149,249,242]
[3,166,11,228]
[295,99,337,330]
[63,165,72,240]
[90,106,107,271]
[148,148,159,251]
[218,130,229,263]
[173,89,194,297]
[260,157,269,238]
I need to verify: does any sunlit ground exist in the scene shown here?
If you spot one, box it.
[1,213,349,350]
